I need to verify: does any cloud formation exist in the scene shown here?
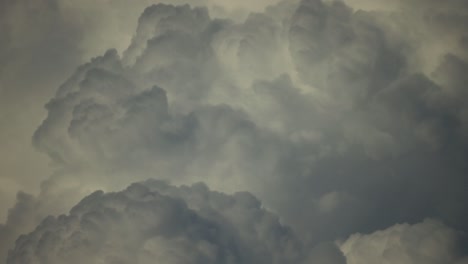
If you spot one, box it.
[6,181,468,264]
[7,180,303,264]
[1,0,468,263]
[340,219,468,264]
[25,0,468,241]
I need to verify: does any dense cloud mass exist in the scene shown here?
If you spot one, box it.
[7,180,303,264]
[1,0,468,263]
[7,181,468,264]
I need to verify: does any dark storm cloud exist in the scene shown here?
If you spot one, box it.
[2,0,468,263]
[6,181,467,264]
[7,180,304,264]
[27,0,468,242]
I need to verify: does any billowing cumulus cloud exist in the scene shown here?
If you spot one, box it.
[7,180,303,264]
[0,0,279,222]
[1,0,468,263]
[6,181,468,264]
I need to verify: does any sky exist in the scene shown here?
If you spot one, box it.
[1,0,468,263]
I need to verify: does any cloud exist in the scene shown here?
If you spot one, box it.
[0,192,40,263]
[0,0,279,222]
[340,219,468,264]
[7,183,468,264]
[2,0,468,263]
[24,0,468,243]
[7,180,303,264]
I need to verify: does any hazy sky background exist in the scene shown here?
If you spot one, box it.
[1,0,468,263]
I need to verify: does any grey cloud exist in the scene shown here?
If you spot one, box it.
[0,192,39,263]
[0,0,278,223]
[305,242,346,264]
[7,180,303,264]
[0,173,99,262]
[340,219,468,264]
[29,0,468,243]
[29,4,299,198]
[2,0,468,263]
[289,0,406,104]
[124,4,212,65]
[274,1,468,240]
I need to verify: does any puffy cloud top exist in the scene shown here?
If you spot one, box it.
[2,0,468,263]
[28,0,468,246]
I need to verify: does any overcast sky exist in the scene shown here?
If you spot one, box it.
[1,0,468,263]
